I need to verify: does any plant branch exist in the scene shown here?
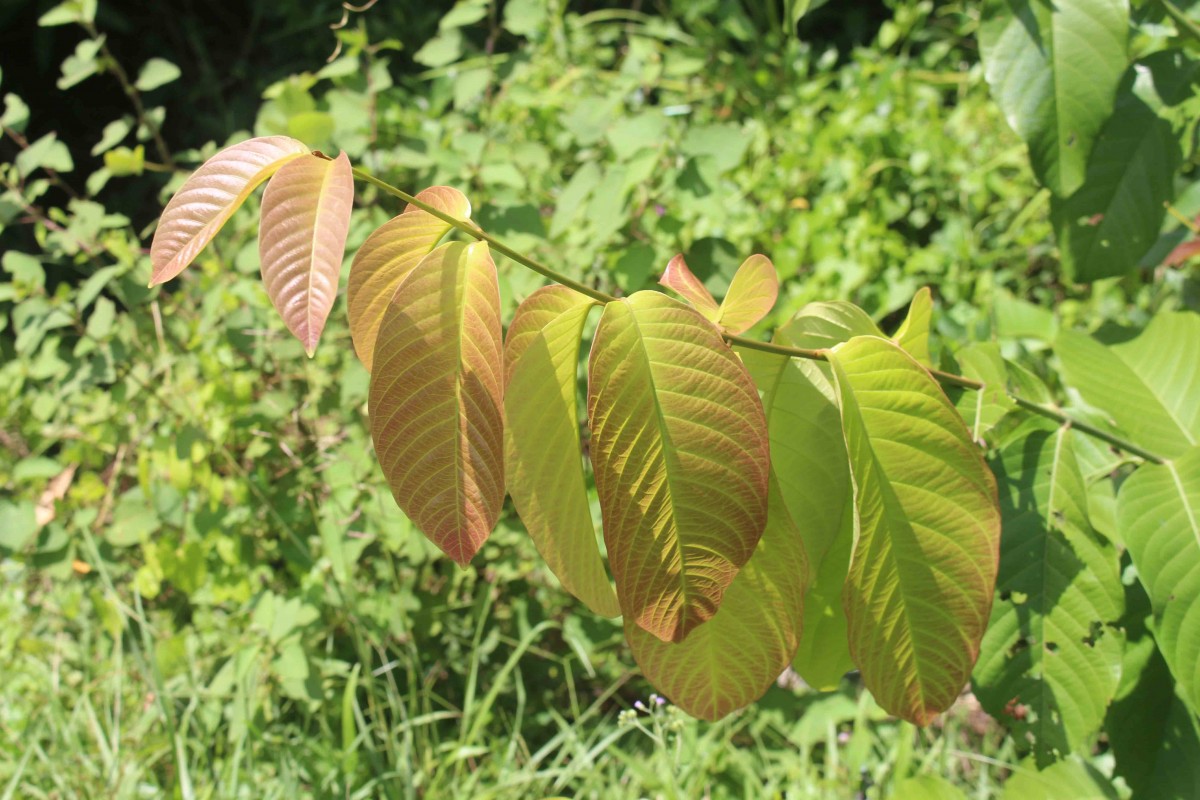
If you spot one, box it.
[344,164,1167,466]
[1157,0,1200,45]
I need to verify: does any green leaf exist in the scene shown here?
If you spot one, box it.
[258,152,354,356]
[829,336,1000,724]
[504,285,619,617]
[947,343,1015,443]
[1001,757,1119,799]
[15,132,74,178]
[134,58,181,92]
[103,145,144,176]
[716,254,778,335]
[979,0,1128,197]
[777,301,884,349]
[57,36,104,90]
[1052,55,1184,281]
[1117,445,1200,716]
[0,501,38,551]
[891,775,968,800]
[549,161,601,238]
[369,242,504,566]
[625,475,806,720]
[348,186,472,372]
[150,136,308,286]
[890,287,933,366]
[1056,312,1200,459]
[972,428,1124,765]
[91,117,132,156]
[38,0,96,27]
[587,291,769,642]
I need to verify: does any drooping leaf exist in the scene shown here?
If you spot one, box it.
[348,186,472,372]
[1001,757,1120,800]
[777,300,884,350]
[258,152,354,357]
[890,286,933,366]
[978,0,1128,197]
[972,427,1124,765]
[657,254,720,321]
[1052,55,1184,281]
[587,291,769,642]
[1117,445,1200,716]
[1056,312,1200,459]
[150,136,308,286]
[369,241,504,567]
[829,336,1000,724]
[625,475,806,720]
[504,285,619,617]
[715,254,778,334]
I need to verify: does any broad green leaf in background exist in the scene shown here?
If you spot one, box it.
[504,285,619,617]
[1056,311,1199,459]
[947,343,1015,443]
[587,291,769,642]
[149,136,308,286]
[776,301,884,350]
[829,336,1000,724]
[715,254,778,334]
[658,254,720,321]
[891,775,968,800]
[1117,445,1200,715]
[348,186,471,371]
[1001,757,1120,800]
[369,241,504,567]
[978,0,1128,197]
[1052,55,1185,281]
[625,476,807,720]
[134,58,182,92]
[258,152,354,356]
[890,287,933,366]
[972,428,1124,765]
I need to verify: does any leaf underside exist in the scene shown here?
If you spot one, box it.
[587,291,769,643]
[716,254,778,334]
[369,241,504,567]
[891,286,933,366]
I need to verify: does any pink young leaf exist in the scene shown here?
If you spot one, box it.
[658,254,720,321]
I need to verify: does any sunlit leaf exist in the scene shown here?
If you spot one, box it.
[625,475,806,720]
[258,152,354,356]
[1056,312,1200,459]
[587,291,769,642]
[1001,757,1120,799]
[715,254,778,334]
[973,427,1124,765]
[829,336,1000,724]
[369,241,503,566]
[504,285,619,617]
[657,254,720,321]
[1117,445,1200,716]
[947,343,1015,444]
[891,286,933,366]
[978,0,1128,197]
[149,136,308,286]
[777,300,883,350]
[348,186,472,372]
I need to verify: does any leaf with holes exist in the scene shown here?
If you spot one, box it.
[348,186,472,371]
[715,254,778,334]
[587,291,769,642]
[625,475,806,720]
[978,0,1128,197]
[369,241,503,566]
[829,336,1000,724]
[150,136,308,285]
[504,285,619,617]
[1057,312,1200,459]
[1117,445,1200,717]
[891,287,933,366]
[258,152,353,356]
[972,427,1124,765]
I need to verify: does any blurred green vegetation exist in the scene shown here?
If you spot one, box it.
[1,0,1196,797]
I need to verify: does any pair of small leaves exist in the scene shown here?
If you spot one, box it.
[658,252,779,334]
[150,136,354,356]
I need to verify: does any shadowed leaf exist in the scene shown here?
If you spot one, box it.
[587,291,769,642]
[505,285,619,617]
[369,241,503,566]
[150,136,308,285]
[258,152,354,356]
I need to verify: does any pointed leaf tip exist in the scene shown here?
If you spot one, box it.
[369,241,504,567]
[150,136,308,286]
[259,152,354,355]
[659,254,720,320]
[716,254,778,334]
[588,291,770,643]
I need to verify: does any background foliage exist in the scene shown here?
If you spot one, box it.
[2,0,1198,797]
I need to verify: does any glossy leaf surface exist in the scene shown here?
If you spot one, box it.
[830,336,1000,724]
[348,186,472,371]
[150,135,308,285]
[504,286,619,617]
[891,287,933,366]
[369,241,503,566]
[587,291,769,642]
[625,476,806,720]
[258,152,354,356]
